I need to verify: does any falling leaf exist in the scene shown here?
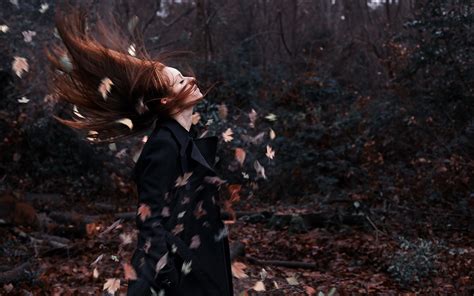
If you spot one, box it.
[231,261,248,279]
[22,30,36,42]
[214,225,228,242]
[218,103,228,120]
[119,232,133,245]
[161,206,170,217]
[12,56,29,78]
[115,118,133,130]
[175,172,193,187]
[172,223,184,235]
[192,112,201,125]
[286,276,299,285]
[39,3,49,13]
[181,260,192,275]
[123,263,137,280]
[253,280,266,291]
[265,113,277,122]
[72,106,86,119]
[93,267,99,278]
[203,175,227,186]
[143,238,151,253]
[17,96,29,103]
[265,145,275,160]
[98,77,114,99]
[127,15,139,34]
[228,184,241,203]
[194,200,207,219]
[222,128,234,142]
[260,268,268,280]
[241,132,265,145]
[305,286,317,295]
[242,172,249,179]
[0,25,9,33]
[90,254,104,266]
[254,160,267,180]
[248,109,257,128]
[137,203,151,222]
[235,148,246,166]
[10,0,18,8]
[103,278,120,294]
[128,43,136,56]
[108,143,117,151]
[177,210,186,219]
[189,235,201,249]
[59,54,73,73]
[155,252,168,274]
[111,255,119,262]
[269,128,276,140]
[171,244,177,253]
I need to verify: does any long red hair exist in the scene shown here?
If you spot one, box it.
[44,2,211,143]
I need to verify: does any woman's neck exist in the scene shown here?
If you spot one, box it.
[171,107,194,132]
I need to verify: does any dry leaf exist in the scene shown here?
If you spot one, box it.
[181,260,192,275]
[98,77,114,99]
[103,278,120,294]
[231,261,248,279]
[123,263,137,280]
[119,232,133,245]
[222,128,234,142]
[265,145,275,160]
[59,54,73,73]
[39,3,49,13]
[193,200,207,219]
[175,172,193,187]
[0,25,9,33]
[265,113,277,121]
[189,235,201,249]
[235,148,246,166]
[172,223,184,235]
[22,30,36,42]
[115,118,133,130]
[18,96,29,104]
[218,103,228,120]
[12,56,29,78]
[241,132,265,145]
[286,276,299,285]
[269,128,276,140]
[128,43,136,56]
[248,109,258,128]
[254,160,267,180]
[155,252,168,274]
[305,285,316,295]
[137,203,151,222]
[92,267,99,279]
[253,280,266,291]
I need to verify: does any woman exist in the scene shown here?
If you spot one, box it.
[44,4,233,296]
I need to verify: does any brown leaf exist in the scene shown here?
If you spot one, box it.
[231,261,248,279]
[137,203,151,222]
[103,278,120,294]
[235,148,246,166]
[123,263,137,280]
[12,56,29,78]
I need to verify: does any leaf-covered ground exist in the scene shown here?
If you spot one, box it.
[1,197,473,295]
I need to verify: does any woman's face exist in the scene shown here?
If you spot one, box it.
[161,66,203,105]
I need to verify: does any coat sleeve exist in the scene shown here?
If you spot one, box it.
[133,137,181,290]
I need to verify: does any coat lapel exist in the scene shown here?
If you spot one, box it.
[158,118,217,173]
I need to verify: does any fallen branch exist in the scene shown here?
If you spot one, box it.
[246,256,317,269]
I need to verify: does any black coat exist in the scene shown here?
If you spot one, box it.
[126,117,234,296]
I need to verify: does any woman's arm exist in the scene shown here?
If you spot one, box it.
[134,136,180,290]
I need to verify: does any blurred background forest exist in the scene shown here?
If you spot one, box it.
[0,0,473,295]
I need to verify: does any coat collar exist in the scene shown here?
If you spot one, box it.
[158,117,218,173]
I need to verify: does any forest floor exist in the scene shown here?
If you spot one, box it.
[1,195,473,296]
